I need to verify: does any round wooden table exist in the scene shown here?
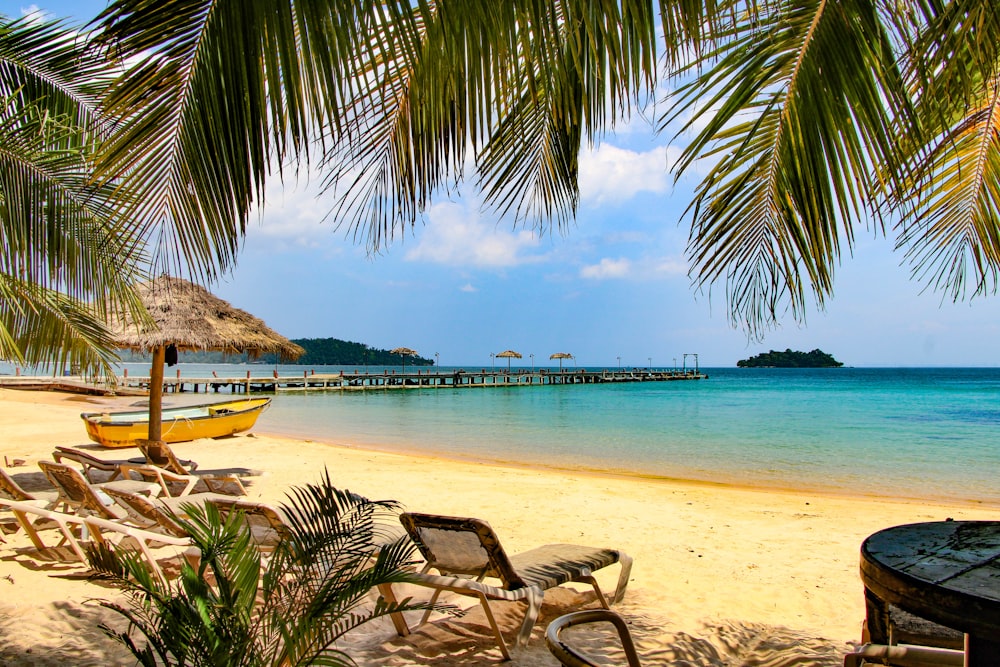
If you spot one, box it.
[861,521,1000,666]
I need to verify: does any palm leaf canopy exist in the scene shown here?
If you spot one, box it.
[549,352,573,360]
[0,15,147,375]
[83,0,1000,345]
[110,276,303,361]
[390,347,418,356]
[496,350,522,359]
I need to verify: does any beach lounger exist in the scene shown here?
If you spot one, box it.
[0,466,64,538]
[1,466,61,508]
[862,603,965,652]
[118,461,247,497]
[102,487,233,537]
[546,609,642,667]
[207,497,293,557]
[37,461,160,521]
[52,446,132,482]
[130,441,249,496]
[388,512,632,659]
[843,643,965,667]
[0,497,196,582]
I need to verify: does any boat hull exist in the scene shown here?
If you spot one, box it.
[81,397,271,448]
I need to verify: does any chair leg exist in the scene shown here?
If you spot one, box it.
[613,553,633,604]
[577,574,611,609]
[513,586,545,650]
[418,588,444,627]
[471,590,512,660]
[377,583,411,637]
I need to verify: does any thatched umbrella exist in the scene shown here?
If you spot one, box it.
[110,276,304,448]
[390,347,418,373]
[496,349,522,372]
[549,352,574,371]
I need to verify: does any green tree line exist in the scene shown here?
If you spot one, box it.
[119,338,434,366]
[737,349,844,368]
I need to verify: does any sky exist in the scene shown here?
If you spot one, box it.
[17,2,1000,367]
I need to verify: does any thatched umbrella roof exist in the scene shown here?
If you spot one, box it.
[109,275,303,447]
[549,351,574,371]
[389,347,418,372]
[112,275,304,360]
[495,349,521,371]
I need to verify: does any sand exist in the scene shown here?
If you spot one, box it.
[1,387,994,666]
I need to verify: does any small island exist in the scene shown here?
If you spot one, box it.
[737,348,843,368]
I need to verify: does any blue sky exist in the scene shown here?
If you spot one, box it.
[20,2,1000,367]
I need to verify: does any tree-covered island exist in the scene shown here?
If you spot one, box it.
[737,349,843,368]
[119,338,435,366]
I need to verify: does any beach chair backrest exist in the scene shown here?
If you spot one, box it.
[400,512,525,589]
[210,498,290,550]
[0,467,32,501]
[52,447,118,481]
[37,461,117,519]
[138,440,193,474]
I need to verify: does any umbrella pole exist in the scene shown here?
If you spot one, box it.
[145,345,166,459]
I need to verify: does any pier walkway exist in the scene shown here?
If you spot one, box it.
[0,368,707,395]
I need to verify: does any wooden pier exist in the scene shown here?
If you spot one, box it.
[0,368,706,395]
[132,368,707,394]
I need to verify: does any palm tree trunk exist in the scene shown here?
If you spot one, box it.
[147,344,165,445]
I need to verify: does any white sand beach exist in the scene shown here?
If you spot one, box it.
[1,387,994,666]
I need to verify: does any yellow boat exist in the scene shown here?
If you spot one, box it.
[81,397,272,448]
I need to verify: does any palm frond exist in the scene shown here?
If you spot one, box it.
[0,15,149,374]
[887,1,1000,300]
[92,0,338,281]
[896,73,1000,299]
[92,472,437,667]
[667,0,908,335]
[322,0,658,250]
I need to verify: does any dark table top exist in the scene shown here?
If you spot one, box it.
[861,520,1000,639]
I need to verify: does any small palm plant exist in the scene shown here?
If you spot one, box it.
[88,472,432,666]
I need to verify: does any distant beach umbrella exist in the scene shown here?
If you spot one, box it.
[390,347,418,373]
[496,349,522,372]
[549,352,574,371]
[108,275,304,452]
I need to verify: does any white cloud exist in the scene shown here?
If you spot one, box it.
[581,257,632,279]
[579,144,670,205]
[580,254,688,281]
[653,256,689,276]
[249,174,339,249]
[20,5,44,20]
[405,200,544,268]
[460,283,477,293]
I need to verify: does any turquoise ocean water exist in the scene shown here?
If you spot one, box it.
[253,366,1000,505]
[9,363,999,505]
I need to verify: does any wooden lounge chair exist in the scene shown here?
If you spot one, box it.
[843,643,965,667]
[37,461,159,521]
[118,461,247,497]
[129,441,248,496]
[387,512,633,659]
[546,609,642,667]
[102,487,233,537]
[0,466,63,539]
[208,497,292,556]
[1,466,61,508]
[52,446,132,482]
[0,497,196,582]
